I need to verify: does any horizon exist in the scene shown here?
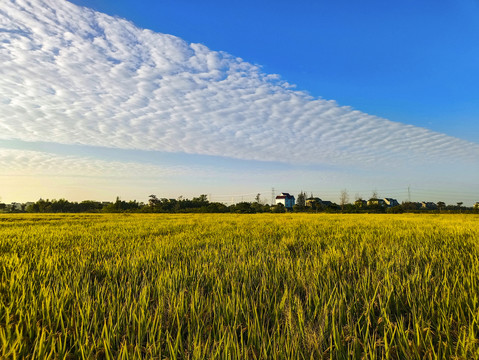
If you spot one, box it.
[1,0,478,205]
[2,187,476,208]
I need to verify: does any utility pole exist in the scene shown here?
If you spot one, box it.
[271,187,275,205]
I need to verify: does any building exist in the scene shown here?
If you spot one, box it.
[305,197,334,209]
[421,202,437,210]
[275,193,295,209]
[366,198,399,207]
[383,198,399,207]
[367,198,385,207]
[355,199,367,208]
[305,197,322,207]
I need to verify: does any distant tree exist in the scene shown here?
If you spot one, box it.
[371,190,379,199]
[343,203,357,213]
[272,203,286,213]
[193,194,208,204]
[232,202,255,214]
[296,191,306,208]
[401,202,419,212]
[103,197,141,212]
[386,205,404,214]
[340,189,349,212]
[206,202,228,213]
[149,194,160,207]
[26,202,38,212]
[252,194,264,212]
[437,201,446,211]
[78,200,103,212]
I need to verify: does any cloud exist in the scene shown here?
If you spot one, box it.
[0,148,188,178]
[1,0,478,169]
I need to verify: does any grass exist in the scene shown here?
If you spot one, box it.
[0,213,478,359]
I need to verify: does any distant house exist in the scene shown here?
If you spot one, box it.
[383,198,399,207]
[305,197,322,207]
[367,198,385,207]
[366,198,399,207]
[306,197,334,209]
[421,202,437,210]
[355,199,367,208]
[276,193,295,209]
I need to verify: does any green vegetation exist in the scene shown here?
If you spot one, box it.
[2,195,477,214]
[1,213,478,359]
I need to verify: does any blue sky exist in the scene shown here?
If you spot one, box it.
[0,0,478,205]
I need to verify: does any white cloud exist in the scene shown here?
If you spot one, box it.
[0,148,187,178]
[0,0,478,170]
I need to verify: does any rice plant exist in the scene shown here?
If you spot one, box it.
[0,213,478,359]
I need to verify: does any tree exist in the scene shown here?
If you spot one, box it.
[296,191,306,208]
[340,189,349,212]
[232,202,255,213]
[255,193,261,203]
[193,194,208,204]
[386,205,404,214]
[272,203,286,213]
[149,194,160,207]
[437,201,445,211]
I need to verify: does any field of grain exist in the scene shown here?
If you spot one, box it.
[1,213,478,359]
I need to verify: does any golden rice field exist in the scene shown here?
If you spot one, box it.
[1,213,478,359]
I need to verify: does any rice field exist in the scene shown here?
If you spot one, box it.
[0,213,478,359]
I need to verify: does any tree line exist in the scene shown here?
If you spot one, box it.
[1,193,477,214]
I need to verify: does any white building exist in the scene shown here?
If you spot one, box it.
[275,193,295,209]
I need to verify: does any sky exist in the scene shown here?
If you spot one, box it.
[1,0,478,205]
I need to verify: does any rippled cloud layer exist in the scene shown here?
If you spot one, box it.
[1,0,478,170]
